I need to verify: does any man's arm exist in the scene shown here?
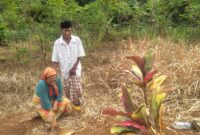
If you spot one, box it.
[51,41,59,71]
[69,37,85,76]
[70,57,81,76]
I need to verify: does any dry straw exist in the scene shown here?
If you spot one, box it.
[0,38,199,134]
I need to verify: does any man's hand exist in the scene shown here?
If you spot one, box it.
[70,57,81,76]
[70,66,76,76]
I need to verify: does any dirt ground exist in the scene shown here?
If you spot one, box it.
[0,112,199,135]
[1,41,200,135]
[0,112,112,135]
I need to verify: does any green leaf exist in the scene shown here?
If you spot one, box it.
[110,126,134,134]
[156,93,166,105]
[118,120,147,131]
[147,75,168,91]
[131,104,149,127]
[115,115,132,121]
[150,90,166,131]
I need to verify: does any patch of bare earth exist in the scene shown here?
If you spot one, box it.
[0,39,200,135]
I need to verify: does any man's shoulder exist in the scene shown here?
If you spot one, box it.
[72,35,81,41]
[54,36,62,45]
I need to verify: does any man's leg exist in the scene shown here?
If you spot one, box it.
[70,76,82,106]
[63,78,71,99]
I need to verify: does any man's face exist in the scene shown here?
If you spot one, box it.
[62,28,72,40]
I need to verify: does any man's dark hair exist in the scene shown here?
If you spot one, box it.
[60,20,72,29]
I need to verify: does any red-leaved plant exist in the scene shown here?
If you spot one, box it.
[102,49,175,135]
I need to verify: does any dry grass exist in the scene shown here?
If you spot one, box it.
[0,71,39,115]
[0,38,200,134]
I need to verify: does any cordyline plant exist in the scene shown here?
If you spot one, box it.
[102,49,175,135]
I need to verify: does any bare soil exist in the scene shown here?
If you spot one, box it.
[0,113,199,135]
[1,41,200,135]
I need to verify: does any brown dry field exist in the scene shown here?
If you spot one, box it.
[0,38,200,135]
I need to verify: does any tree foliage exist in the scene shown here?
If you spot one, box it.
[0,0,199,46]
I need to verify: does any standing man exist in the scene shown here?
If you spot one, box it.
[52,20,85,108]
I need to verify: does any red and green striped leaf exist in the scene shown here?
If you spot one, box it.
[121,85,136,113]
[143,70,158,84]
[126,56,146,77]
[118,120,147,131]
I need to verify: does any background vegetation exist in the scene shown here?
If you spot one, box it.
[0,1,200,134]
[0,0,199,46]
[0,0,199,65]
